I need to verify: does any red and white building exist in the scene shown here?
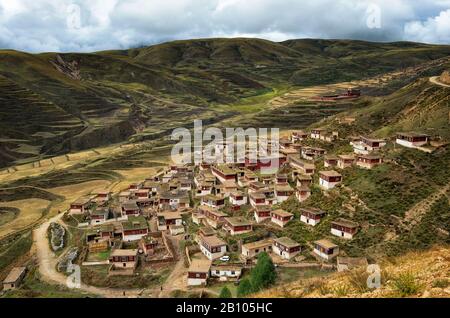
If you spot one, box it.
[274,184,294,203]
[337,154,355,169]
[295,186,311,202]
[200,206,227,229]
[201,194,226,209]
[313,239,339,261]
[121,216,149,242]
[324,155,339,168]
[396,132,430,149]
[289,156,316,175]
[229,191,247,206]
[319,170,342,190]
[356,154,383,169]
[199,235,227,260]
[253,205,271,223]
[187,259,211,286]
[331,218,359,239]
[351,136,386,154]
[69,197,91,214]
[109,249,138,270]
[211,165,237,183]
[223,217,253,236]
[270,209,294,228]
[121,201,140,216]
[310,128,326,140]
[157,212,183,231]
[273,237,301,260]
[300,208,326,226]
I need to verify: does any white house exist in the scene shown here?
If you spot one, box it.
[253,205,271,223]
[313,239,339,261]
[331,218,359,239]
[187,259,211,286]
[300,208,326,226]
[396,132,430,149]
[270,209,294,228]
[319,170,342,190]
[199,235,227,260]
[295,186,311,203]
[210,265,242,281]
[272,237,301,260]
[229,191,247,206]
[351,136,386,154]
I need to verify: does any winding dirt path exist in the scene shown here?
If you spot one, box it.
[33,213,146,298]
[430,76,450,88]
[158,235,188,298]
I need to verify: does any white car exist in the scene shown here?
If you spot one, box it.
[219,255,230,262]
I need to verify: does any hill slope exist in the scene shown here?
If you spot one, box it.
[0,38,449,168]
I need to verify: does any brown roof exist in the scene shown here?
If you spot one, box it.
[110,249,138,257]
[188,259,212,273]
[3,267,26,284]
[201,235,226,247]
[271,209,293,217]
[332,218,359,228]
[157,212,182,220]
[274,237,300,248]
[314,239,338,249]
[300,207,325,216]
[338,154,355,160]
[225,217,251,227]
[319,170,342,177]
[242,239,273,250]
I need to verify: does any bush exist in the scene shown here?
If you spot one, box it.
[237,278,253,297]
[392,272,421,297]
[333,283,351,297]
[219,286,232,298]
[348,268,370,293]
[251,252,276,291]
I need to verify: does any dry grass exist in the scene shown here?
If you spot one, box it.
[0,198,50,237]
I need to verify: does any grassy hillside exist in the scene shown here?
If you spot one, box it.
[257,245,450,298]
[0,38,449,168]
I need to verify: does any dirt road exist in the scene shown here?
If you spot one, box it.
[33,213,146,298]
[158,235,188,297]
[430,76,450,88]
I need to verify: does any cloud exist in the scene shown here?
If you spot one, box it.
[0,0,448,53]
[404,9,450,43]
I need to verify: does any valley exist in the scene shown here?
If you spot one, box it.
[0,38,449,298]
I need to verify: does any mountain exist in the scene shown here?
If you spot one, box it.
[1,38,450,168]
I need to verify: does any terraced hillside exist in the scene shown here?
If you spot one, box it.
[1,38,450,168]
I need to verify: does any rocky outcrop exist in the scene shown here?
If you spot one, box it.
[439,70,450,85]
[50,54,81,80]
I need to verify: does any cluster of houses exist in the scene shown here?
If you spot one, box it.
[65,127,433,287]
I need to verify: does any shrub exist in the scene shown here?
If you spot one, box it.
[432,279,449,289]
[237,278,253,297]
[251,252,276,291]
[392,272,421,297]
[219,286,232,298]
[348,268,370,293]
[333,283,351,297]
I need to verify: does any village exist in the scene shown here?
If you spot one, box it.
[3,116,441,296]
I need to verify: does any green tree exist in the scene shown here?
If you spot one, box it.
[251,252,276,291]
[219,286,232,298]
[237,278,253,297]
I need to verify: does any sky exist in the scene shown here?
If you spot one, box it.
[0,0,449,53]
